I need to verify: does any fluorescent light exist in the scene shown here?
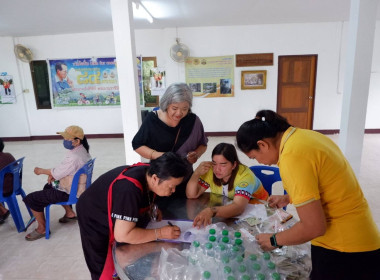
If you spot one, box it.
[132,1,154,23]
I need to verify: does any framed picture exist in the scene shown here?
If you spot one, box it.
[241,70,267,90]
[142,57,159,107]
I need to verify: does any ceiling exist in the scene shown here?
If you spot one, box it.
[1,0,380,37]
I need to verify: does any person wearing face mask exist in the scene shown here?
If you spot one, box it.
[23,125,91,241]
[186,143,268,228]
[132,83,208,199]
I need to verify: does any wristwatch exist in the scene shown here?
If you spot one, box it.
[270,233,283,248]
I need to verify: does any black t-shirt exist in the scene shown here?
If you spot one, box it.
[132,111,196,153]
[77,165,151,236]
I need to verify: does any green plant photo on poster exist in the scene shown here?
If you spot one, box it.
[142,57,159,107]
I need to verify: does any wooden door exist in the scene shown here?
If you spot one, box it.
[277,55,317,129]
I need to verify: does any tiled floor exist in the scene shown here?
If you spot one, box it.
[0,135,379,279]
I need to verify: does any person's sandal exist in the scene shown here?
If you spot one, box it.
[25,229,45,241]
[59,215,78,223]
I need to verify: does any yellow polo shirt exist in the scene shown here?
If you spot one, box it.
[278,127,380,252]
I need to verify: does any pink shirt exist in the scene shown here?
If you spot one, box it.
[51,145,91,196]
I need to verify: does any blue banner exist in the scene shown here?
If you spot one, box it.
[49,57,120,107]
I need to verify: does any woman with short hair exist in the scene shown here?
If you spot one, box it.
[76,152,188,280]
[132,82,208,198]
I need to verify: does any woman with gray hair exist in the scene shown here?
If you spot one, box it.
[132,83,208,198]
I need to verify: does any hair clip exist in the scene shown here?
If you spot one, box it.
[262,117,266,122]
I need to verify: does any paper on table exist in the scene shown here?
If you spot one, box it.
[146,219,207,243]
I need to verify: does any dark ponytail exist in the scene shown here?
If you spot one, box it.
[236,110,290,153]
[78,136,90,153]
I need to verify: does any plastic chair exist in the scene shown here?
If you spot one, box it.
[249,165,287,209]
[0,157,33,232]
[45,158,96,239]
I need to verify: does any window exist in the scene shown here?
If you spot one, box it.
[30,60,52,109]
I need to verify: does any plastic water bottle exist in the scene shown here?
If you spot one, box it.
[260,252,271,273]
[215,243,227,259]
[266,262,279,280]
[189,240,202,265]
[221,265,233,280]
[204,242,215,257]
[269,272,281,280]
[248,254,258,262]
[255,273,266,280]
[208,228,216,240]
[236,264,252,280]
[250,262,262,276]
[219,229,229,242]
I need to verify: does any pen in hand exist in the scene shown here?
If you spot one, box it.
[168,221,174,227]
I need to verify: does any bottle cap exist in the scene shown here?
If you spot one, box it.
[234,231,241,238]
[227,276,236,280]
[234,238,243,245]
[222,236,230,243]
[242,275,251,280]
[271,272,281,280]
[263,252,271,260]
[218,244,226,251]
[236,255,244,263]
[209,235,216,242]
[192,241,200,247]
[238,265,247,273]
[256,273,265,280]
[249,254,257,261]
[267,261,276,270]
[205,242,213,249]
[222,229,229,236]
[209,228,216,234]
[222,256,230,264]
[224,266,232,274]
[232,246,239,252]
[252,263,261,271]
[203,271,211,279]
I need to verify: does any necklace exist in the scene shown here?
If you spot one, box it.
[147,189,158,221]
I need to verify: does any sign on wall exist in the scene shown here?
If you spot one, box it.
[185,56,234,98]
[0,74,16,104]
[48,57,120,107]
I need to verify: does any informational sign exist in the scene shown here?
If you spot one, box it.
[48,57,120,107]
[185,56,234,98]
[0,74,16,104]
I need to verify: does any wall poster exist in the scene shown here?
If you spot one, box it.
[0,74,16,104]
[141,57,159,107]
[185,56,234,98]
[48,57,120,107]
[150,67,166,97]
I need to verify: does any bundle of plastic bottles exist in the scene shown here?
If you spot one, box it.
[175,224,282,280]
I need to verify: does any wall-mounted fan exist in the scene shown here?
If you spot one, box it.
[170,38,189,62]
[14,44,33,63]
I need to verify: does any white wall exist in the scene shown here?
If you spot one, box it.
[0,21,379,138]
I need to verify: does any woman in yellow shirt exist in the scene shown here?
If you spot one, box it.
[236,110,380,280]
[186,143,268,228]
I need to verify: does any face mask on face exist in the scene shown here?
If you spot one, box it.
[63,139,75,150]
